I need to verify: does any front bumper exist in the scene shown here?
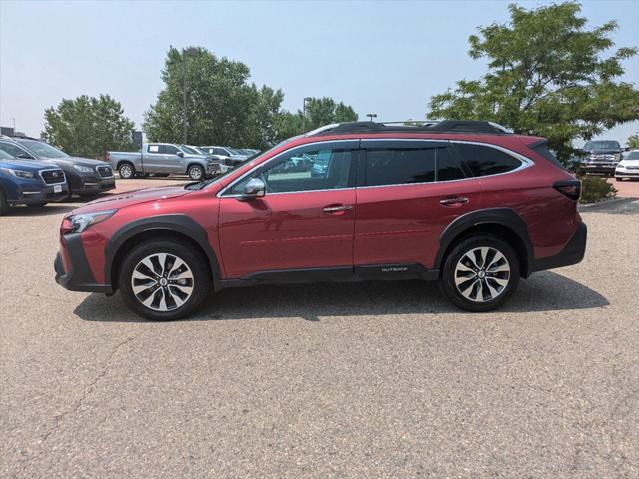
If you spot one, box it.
[77,176,116,195]
[54,233,112,293]
[580,163,617,174]
[615,170,639,178]
[10,184,69,205]
[530,222,587,273]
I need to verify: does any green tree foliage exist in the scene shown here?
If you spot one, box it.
[627,134,639,150]
[144,47,358,148]
[43,94,135,158]
[427,2,639,162]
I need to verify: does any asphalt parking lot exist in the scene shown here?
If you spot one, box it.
[1,181,638,478]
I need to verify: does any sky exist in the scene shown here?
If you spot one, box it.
[1,0,638,146]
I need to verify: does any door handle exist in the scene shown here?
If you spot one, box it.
[439,196,469,206]
[323,205,353,213]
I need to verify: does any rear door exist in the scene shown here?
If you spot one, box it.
[218,141,359,278]
[354,140,480,271]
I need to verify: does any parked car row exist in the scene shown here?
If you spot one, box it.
[108,143,259,180]
[0,135,116,215]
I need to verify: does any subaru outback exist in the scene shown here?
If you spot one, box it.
[54,121,587,320]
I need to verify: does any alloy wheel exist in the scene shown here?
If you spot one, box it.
[131,253,194,311]
[120,164,133,179]
[454,247,510,303]
[189,167,203,180]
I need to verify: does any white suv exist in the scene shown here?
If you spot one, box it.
[615,150,639,181]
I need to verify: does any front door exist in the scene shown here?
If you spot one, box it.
[218,141,359,279]
[354,140,480,270]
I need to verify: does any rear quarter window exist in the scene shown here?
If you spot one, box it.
[530,142,563,168]
[453,143,523,177]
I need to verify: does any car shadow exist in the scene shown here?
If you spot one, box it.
[2,204,76,217]
[74,270,609,323]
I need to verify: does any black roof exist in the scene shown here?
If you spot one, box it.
[308,120,512,137]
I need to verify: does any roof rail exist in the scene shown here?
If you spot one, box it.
[307,120,512,136]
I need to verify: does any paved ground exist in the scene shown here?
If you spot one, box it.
[1,181,638,478]
[608,177,639,199]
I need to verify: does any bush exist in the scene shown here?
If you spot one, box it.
[578,175,617,203]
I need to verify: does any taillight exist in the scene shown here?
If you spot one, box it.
[553,180,581,200]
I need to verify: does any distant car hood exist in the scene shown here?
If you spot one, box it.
[0,158,59,172]
[618,159,639,167]
[44,157,108,167]
[69,186,190,215]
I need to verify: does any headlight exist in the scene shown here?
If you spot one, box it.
[66,209,118,233]
[0,168,36,178]
[73,165,94,173]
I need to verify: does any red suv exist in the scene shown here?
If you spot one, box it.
[55,121,587,320]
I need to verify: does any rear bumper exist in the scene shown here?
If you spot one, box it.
[530,222,587,273]
[54,233,112,294]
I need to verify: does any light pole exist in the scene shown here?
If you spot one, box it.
[366,113,377,123]
[183,51,188,144]
[302,97,312,132]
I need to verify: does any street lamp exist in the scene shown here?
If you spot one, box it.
[367,113,377,123]
[302,97,312,132]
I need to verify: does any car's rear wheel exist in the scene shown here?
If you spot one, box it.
[440,235,519,312]
[119,240,211,320]
[118,163,135,179]
[188,165,204,181]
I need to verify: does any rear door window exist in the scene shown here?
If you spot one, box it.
[365,148,436,186]
[453,143,522,177]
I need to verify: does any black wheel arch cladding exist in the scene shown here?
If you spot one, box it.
[105,214,221,288]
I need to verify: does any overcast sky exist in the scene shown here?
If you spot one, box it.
[1,0,637,145]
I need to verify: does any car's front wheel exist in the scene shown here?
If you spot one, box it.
[440,235,519,312]
[119,240,211,320]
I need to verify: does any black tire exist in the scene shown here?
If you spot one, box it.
[118,163,135,179]
[616,177,622,182]
[440,234,520,312]
[0,190,8,216]
[119,239,211,320]
[188,165,205,181]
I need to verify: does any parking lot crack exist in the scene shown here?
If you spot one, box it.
[18,336,136,469]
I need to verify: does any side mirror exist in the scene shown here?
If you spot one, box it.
[177,151,184,158]
[238,177,266,201]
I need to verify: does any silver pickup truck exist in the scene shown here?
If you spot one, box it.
[108,143,220,180]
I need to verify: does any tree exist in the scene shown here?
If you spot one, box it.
[270,97,358,143]
[627,134,639,150]
[144,47,285,149]
[43,94,135,158]
[427,2,639,162]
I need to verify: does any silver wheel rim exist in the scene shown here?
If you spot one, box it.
[190,167,202,180]
[454,247,510,303]
[131,253,194,311]
[120,165,132,178]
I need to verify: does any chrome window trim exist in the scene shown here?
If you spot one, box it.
[39,168,67,186]
[216,138,535,198]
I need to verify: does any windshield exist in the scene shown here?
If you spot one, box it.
[584,141,621,151]
[179,145,200,155]
[624,151,639,161]
[16,139,70,158]
[0,149,15,160]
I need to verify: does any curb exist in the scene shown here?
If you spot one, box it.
[578,197,636,212]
